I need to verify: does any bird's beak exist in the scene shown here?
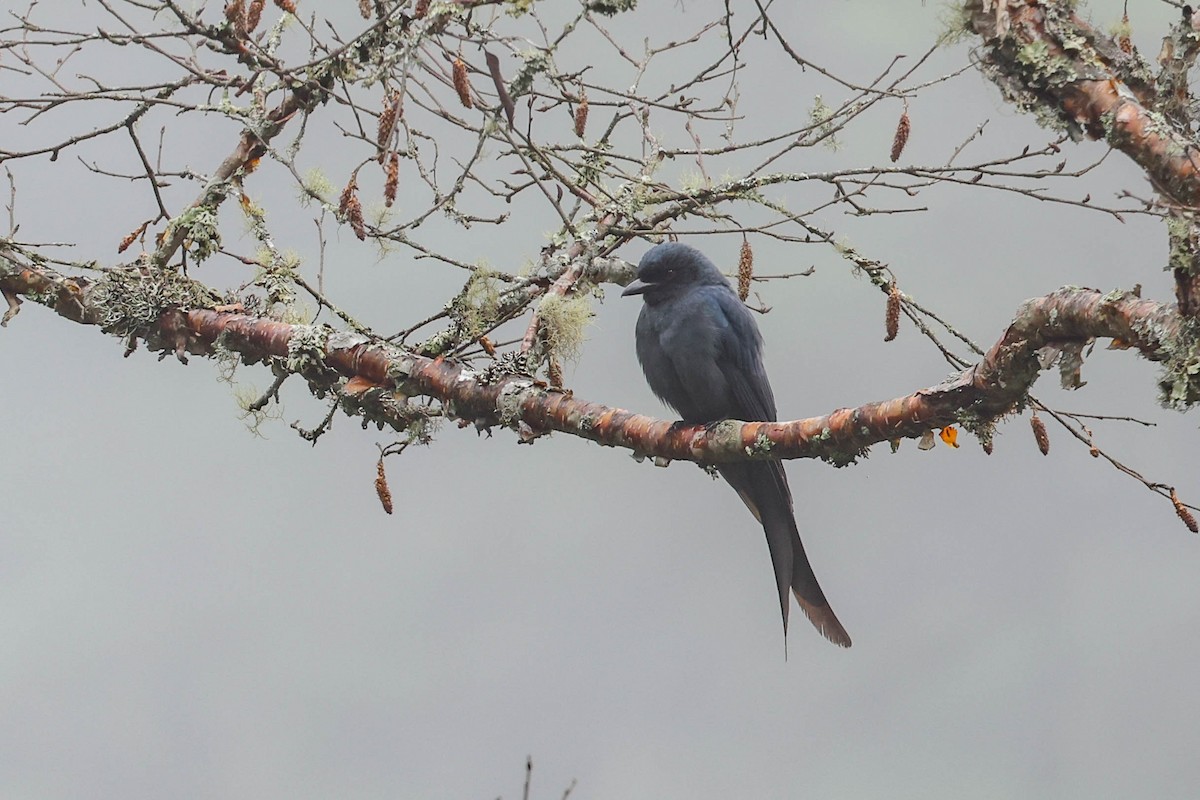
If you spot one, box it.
[621,278,651,297]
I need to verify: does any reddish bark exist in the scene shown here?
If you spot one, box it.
[1,254,1187,463]
[967,1,1200,315]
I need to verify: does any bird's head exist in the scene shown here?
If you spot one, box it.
[620,242,726,303]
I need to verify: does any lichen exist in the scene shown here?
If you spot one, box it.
[808,96,842,151]
[1149,316,1200,410]
[90,266,220,336]
[538,292,593,362]
[285,324,330,373]
[745,430,774,458]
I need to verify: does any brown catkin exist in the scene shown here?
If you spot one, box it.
[377,91,401,158]
[338,177,355,217]
[479,336,496,357]
[225,0,245,30]
[347,195,366,240]
[358,0,371,18]
[884,283,901,341]
[375,459,393,515]
[246,0,265,30]
[414,0,430,17]
[737,239,753,302]
[273,0,296,13]
[1030,413,1050,455]
[1171,489,1198,533]
[547,358,563,389]
[890,109,910,163]
[982,438,994,455]
[339,177,366,241]
[384,152,400,207]
[574,94,589,138]
[118,220,150,254]
[1118,14,1132,55]
[453,58,472,109]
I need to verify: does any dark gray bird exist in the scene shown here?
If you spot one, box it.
[622,242,851,647]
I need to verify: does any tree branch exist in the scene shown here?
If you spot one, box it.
[965,0,1200,312]
[2,248,1192,464]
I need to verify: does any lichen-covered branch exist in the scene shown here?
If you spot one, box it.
[964,0,1200,313]
[3,248,1193,464]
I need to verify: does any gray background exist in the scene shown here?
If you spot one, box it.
[2,2,1198,798]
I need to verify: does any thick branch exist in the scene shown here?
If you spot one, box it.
[2,250,1192,462]
[966,1,1200,314]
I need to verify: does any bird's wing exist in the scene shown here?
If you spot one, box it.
[708,287,777,423]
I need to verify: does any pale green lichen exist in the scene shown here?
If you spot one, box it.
[285,325,330,373]
[538,292,593,362]
[90,267,219,335]
[1015,41,1076,88]
[808,96,842,151]
[167,205,222,263]
[300,168,335,205]
[510,50,550,98]
[745,430,774,458]
[456,268,502,339]
[1147,316,1200,410]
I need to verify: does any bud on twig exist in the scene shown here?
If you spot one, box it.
[884,283,901,341]
[1030,412,1050,455]
[453,57,473,109]
[737,238,753,302]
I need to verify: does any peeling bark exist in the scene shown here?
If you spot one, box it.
[966,0,1200,315]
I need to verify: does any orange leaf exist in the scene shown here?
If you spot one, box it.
[939,426,959,448]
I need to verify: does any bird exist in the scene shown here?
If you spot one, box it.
[622,242,851,647]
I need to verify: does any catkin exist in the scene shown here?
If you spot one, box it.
[884,284,900,341]
[384,152,400,207]
[737,239,753,302]
[377,91,401,158]
[890,109,910,163]
[246,0,265,30]
[339,178,366,241]
[574,94,589,138]
[453,58,472,109]
[1172,489,1198,533]
[225,0,245,30]
[1030,413,1049,456]
[375,459,393,515]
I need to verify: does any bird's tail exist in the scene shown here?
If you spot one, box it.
[719,460,852,648]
